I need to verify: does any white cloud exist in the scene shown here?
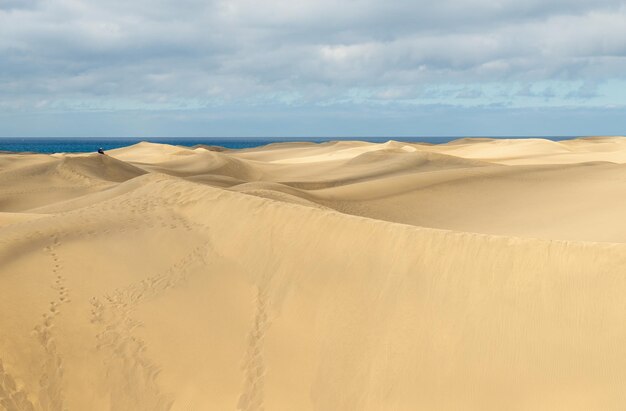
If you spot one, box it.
[1,0,626,114]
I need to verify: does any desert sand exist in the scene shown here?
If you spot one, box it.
[1,137,626,410]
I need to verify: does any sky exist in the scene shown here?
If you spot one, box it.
[1,0,626,137]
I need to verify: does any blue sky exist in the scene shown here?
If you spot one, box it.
[1,0,626,137]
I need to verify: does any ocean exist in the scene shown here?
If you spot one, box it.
[0,136,582,154]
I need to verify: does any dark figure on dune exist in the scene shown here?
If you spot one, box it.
[97,147,105,155]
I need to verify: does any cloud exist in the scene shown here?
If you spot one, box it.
[1,0,626,135]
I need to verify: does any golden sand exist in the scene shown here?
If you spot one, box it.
[1,137,626,410]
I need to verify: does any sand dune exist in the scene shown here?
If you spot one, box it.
[1,137,626,410]
[421,136,626,165]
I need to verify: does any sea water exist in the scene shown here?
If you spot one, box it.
[0,136,581,154]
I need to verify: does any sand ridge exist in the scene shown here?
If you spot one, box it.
[1,137,626,410]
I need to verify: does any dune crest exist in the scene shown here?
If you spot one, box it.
[2,137,626,410]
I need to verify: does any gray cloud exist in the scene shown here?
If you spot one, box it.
[1,0,626,134]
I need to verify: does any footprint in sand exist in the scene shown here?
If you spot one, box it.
[34,235,71,411]
[0,359,37,411]
[237,283,272,411]
[87,242,211,411]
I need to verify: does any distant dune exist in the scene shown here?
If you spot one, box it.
[1,137,626,410]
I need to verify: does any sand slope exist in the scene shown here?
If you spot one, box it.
[1,137,626,410]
